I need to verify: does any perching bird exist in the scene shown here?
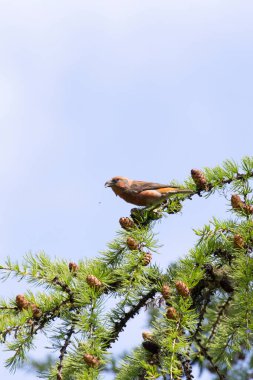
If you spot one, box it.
[105,176,193,206]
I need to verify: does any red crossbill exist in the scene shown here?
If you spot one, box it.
[105,176,193,206]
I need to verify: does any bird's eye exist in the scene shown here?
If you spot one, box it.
[112,178,119,183]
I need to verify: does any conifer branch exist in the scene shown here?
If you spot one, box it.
[207,294,233,344]
[206,171,253,190]
[145,166,253,218]
[1,324,26,342]
[192,289,214,339]
[1,157,253,378]
[170,322,180,379]
[51,276,75,303]
[32,297,71,333]
[194,336,226,380]
[56,324,75,380]
[106,288,157,348]
[179,354,194,380]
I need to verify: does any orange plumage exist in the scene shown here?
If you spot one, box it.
[105,176,192,206]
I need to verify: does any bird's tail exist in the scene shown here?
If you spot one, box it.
[167,188,194,196]
[173,189,193,194]
[158,187,194,195]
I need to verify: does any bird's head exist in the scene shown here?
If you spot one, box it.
[105,176,130,190]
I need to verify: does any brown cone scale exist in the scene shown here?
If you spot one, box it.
[233,234,245,249]
[30,303,42,319]
[126,237,139,250]
[142,252,152,266]
[83,353,100,368]
[231,194,253,214]
[175,281,190,298]
[16,295,30,310]
[191,169,208,191]
[166,306,178,320]
[231,194,244,210]
[142,331,154,341]
[161,284,171,299]
[119,217,135,230]
[86,275,102,289]
[69,262,79,272]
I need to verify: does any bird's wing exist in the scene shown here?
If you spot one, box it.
[130,181,180,193]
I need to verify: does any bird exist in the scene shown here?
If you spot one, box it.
[105,176,193,206]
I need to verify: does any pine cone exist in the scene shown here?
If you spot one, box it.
[69,262,79,272]
[126,237,139,250]
[191,169,208,191]
[30,303,42,319]
[86,275,102,289]
[16,295,30,310]
[119,217,135,230]
[233,234,245,249]
[142,331,153,341]
[83,354,100,368]
[231,195,253,214]
[244,204,253,215]
[220,277,234,293]
[142,252,152,266]
[204,265,234,293]
[231,194,244,210]
[175,281,190,298]
[166,306,178,320]
[142,340,161,354]
[161,284,171,299]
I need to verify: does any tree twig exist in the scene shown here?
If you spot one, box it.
[194,336,226,380]
[57,324,75,380]
[105,288,157,348]
[207,295,233,344]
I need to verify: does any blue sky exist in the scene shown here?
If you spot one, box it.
[0,1,253,379]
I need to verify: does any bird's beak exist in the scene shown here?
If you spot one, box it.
[105,180,113,187]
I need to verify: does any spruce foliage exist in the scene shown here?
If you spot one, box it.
[1,156,253,379]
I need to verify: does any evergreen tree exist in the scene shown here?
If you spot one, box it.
[1,156,253,380]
